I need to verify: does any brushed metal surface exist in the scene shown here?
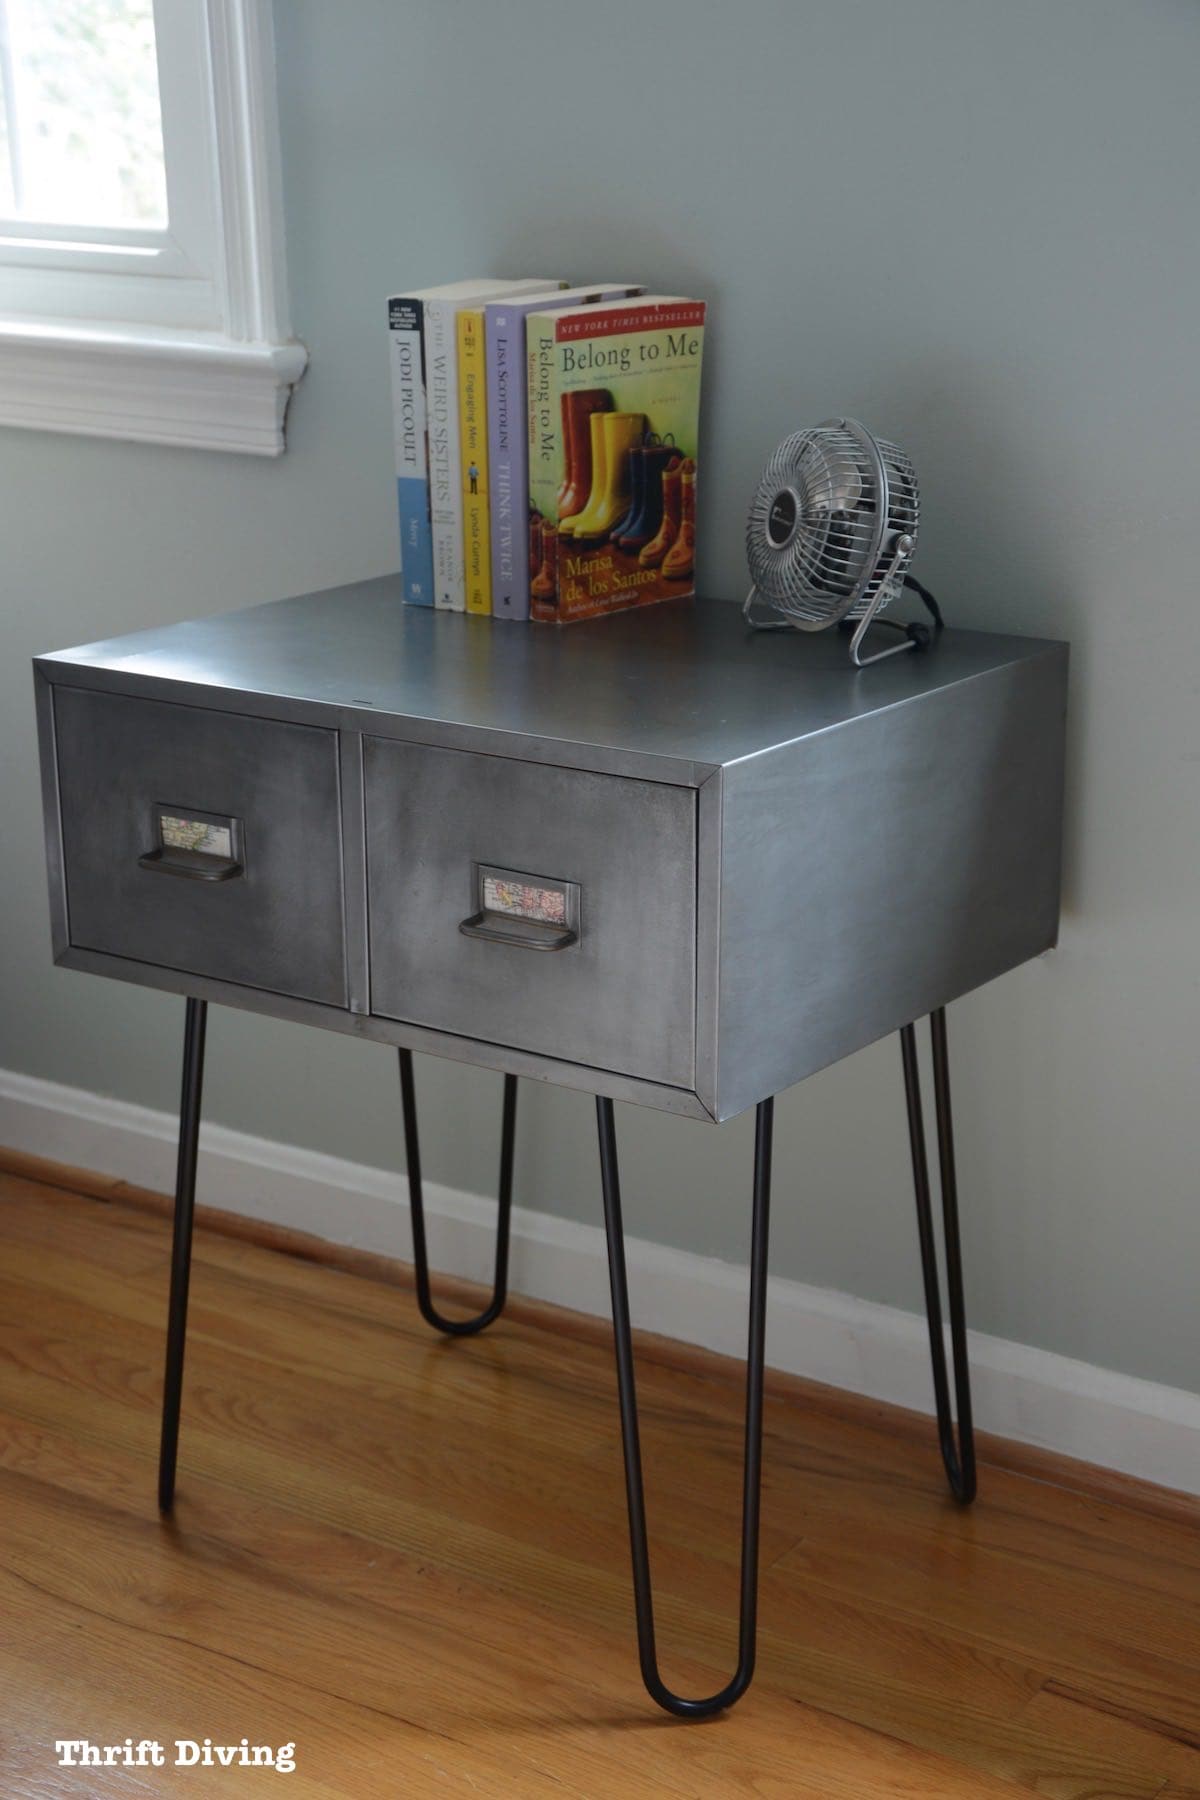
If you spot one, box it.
[33,669,69,963]
[338,730,370,1014]
[711,646,1069,1120]
[52,944,715,1120]
[54,687,347,1007]
[36,580,1063,785]
[35,587,1069,1122]
[364,738,697,1088]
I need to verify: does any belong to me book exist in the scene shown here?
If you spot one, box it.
[526,296,706,622]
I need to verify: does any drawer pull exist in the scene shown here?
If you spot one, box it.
[139,848,243,882]
[460,911,576,952]
[460,863,579,952]
[139,806,244,883]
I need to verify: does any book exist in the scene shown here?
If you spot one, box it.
[527,297,706,623]
[421,279,564,611]
[387,293,433,606]
[457,307,491,614]
[484,284,644,621]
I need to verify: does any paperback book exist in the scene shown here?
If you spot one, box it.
[484,284,643,621]
[526,296,706,623]
[392,278,562,612]
[387,292,433,606]
[457,306,491,614]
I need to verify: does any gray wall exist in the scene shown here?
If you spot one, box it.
[2,0,1197,1394]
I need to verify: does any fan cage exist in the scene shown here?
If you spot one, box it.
[745,420,919,629]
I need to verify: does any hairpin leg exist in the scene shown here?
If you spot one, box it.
[597,1093,773,1718]
[158,996,207,1513]
[900,1007,977,1504]
[398,1048,516,1336]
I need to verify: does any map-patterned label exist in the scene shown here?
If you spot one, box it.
[160,813,233,859]
[481,872,568,926]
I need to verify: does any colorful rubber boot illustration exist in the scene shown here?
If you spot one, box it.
[619,446,680,552]
[528,511,543,598]
[638,457,683,568]
[609,440,647,543]
[558,389,613,530]
[568,412,646,544]
[663,458,696,580]
[555,394,574,513]
[530,524,559,604]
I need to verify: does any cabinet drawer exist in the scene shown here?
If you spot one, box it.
[55,688,346,1006]
[364,740,696,1087]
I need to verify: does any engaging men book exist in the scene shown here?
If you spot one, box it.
[457,306,492,614]
[526,296,706,623]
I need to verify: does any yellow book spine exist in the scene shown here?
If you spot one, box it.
[458,308,492,615]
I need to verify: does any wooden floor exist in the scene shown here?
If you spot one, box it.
[0,1167,1198,1798]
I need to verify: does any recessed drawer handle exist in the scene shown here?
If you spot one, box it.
[139,848,243,882]
[459,911,577,952]
[139,806,244,883]
[460,863,580,952]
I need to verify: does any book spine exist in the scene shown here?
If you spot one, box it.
[487,308,527,621]
[457,309,491,616]
[388,297,433,605]
[527,314,561,622]
[424,299,465,610]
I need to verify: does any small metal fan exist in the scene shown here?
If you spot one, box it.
[744,419,932,666]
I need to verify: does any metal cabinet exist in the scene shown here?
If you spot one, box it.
[34,585,1068,1121]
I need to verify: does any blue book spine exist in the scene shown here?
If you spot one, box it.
[486,304,530,620]
[388,296,434,606]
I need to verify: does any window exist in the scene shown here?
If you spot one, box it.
[0,0,307,454]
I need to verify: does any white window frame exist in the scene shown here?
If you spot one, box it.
[0,0,307,455]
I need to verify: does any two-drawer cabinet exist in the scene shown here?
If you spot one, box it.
[36,583,1068,1122]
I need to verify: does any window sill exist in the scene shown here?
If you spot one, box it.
[0,318,309,456]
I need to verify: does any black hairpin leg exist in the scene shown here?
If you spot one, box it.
[597,1093,773,1718]
[158,996,207,1513]
[900,1007,977,1505]
[398,1048,516,1336]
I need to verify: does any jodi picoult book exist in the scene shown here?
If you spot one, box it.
[527,296,706,623]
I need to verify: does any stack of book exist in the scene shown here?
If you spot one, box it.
[388,277,706,623]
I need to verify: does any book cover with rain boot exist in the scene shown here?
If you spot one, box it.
[526,296,705,623]
[485,284,644,620]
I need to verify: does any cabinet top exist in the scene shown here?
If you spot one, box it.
[37,578,1066,781]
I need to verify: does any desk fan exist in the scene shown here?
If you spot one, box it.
[744,418,942,666]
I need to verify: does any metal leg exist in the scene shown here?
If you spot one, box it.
[900,1007,977,1505]
[398,1048,516,1336]
[158,996,207,1513]
[597,1093,774,1718]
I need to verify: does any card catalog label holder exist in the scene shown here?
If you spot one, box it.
[139,804,244,882]
[460,863,580,952]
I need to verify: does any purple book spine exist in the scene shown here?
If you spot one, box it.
[486,303,529,619]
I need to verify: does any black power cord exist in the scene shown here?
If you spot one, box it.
[837,573,946,651]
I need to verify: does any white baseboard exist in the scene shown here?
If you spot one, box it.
[2,1066,1198,1498]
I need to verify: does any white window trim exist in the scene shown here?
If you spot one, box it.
[0,0,307,456]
